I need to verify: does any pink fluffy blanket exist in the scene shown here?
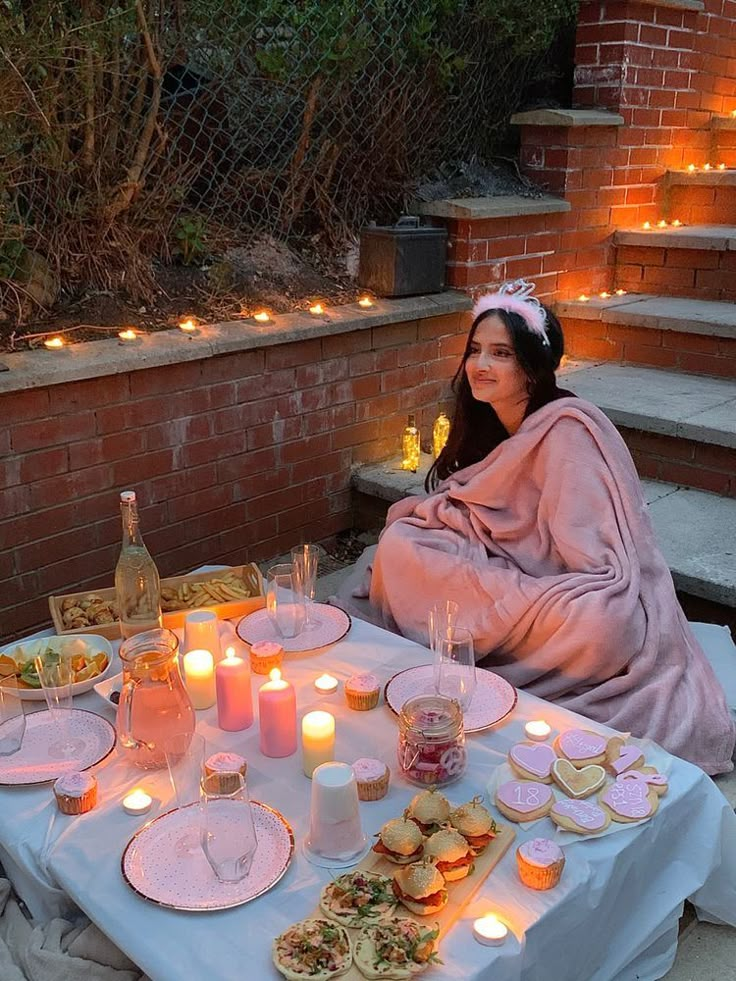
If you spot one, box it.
[348,398,735,774]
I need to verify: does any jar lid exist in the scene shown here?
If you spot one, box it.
[399,694,463,740]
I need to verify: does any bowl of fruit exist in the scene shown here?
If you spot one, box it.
[0,635,114,700]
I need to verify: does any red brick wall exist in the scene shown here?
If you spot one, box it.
[615,243,736,300]
[563,316,736,377]
[622,428,736,497]
[0,311,469,642]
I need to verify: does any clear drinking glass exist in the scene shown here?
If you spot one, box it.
[428,600,460,666]
[266,563,306,639]
[290,545,321,626]
[434,625,477,712]
[164,732,205,857]
[0,678,26,756]
[34,652,85,759]
[200,772,258,883]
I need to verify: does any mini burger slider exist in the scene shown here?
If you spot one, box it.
[373,815,424,865]
[407,787,451,835]
[449,796,497,855]
[423,828,475,881]
[392,860,448,916]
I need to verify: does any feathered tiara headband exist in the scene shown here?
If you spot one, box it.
[472,279,550,347]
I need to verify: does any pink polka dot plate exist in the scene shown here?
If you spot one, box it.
[0,709,115,786]
[384,664,517,734]
[122,800,294,910]
[236,604,351,653]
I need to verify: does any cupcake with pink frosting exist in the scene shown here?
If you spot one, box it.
[204,752,247,793]
[352,757,390,801]
[249,640,283,676]
[53,771,98,815]
[516,837,565,890]
[344,672,380,711]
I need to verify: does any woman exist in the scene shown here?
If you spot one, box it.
[338,282,735,774]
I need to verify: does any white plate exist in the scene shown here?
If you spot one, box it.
[93,671,123,708]
[122,800,294,910]
[236,604,351,653]
[0,709,116,786]
[0,635,114,701]
[384,663,517,734]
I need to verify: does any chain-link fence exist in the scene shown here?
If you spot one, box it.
[0,1,577,313]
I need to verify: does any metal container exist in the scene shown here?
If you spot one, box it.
[358,216,447,297]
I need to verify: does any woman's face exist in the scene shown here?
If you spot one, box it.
[465,315,529,412]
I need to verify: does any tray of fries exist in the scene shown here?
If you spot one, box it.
[48,564,265,640]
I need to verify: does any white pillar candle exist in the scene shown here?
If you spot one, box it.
[183,649,216,709]
[302,710,336,777]
[524,720,551,742]
[473,914,508,946]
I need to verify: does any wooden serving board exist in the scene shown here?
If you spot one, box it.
[48,563,265,639]
[307,822,516,980]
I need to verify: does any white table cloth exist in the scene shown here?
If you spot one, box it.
[1,616,735,981]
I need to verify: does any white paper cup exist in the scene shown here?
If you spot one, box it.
[306,762,365,861]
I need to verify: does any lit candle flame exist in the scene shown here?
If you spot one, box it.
[179,318,197,332]
[687,164,696,173]
[657,220,668,228]
[473,914,508,946]
[524,719,552,741]
[224,646,236,661]
[577,294,589,302]
[615,288,627,296]
[253,310,271,323]
[118,329,138,341]
[314,673,338,693]
[671,219,682,227]
[44,336,64,349]
[599,291,611,299]
[269,668,282,683]
[704,163,712,171]
[358,296,374,308]
[309,303,325,316]
[718,163,726,170]
[642,221,651,230]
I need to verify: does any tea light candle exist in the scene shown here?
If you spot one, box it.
[525,720,551,742]
[302,711,336,777]
[253,310,272,323]
[309,302,325,316]
[577,294,589,302]
[216,648,253,731]
[122,788,152,816]
[259,668,297,758]
[314,673,338,695]
[179,318,197,333]
[44,336,65,349]
[118,329,138,342]
[473,914,508,947]
[358,296,374,308]
[183,649,216,709]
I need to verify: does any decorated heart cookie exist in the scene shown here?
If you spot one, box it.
[605,737,645,776]
[637,766,669,796]
[555,729,608,767]
[551,759,606,799]
[600,772,660,823]
[550,799,611,835]
[509,742,557,782]
[495,780,553,823]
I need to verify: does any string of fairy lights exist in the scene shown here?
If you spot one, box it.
[28,297,377,352]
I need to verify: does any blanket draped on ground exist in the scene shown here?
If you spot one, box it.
[343,398,735,775]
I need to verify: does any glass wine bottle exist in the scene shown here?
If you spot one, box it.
[401,414,421,473]
[114,490,162,639]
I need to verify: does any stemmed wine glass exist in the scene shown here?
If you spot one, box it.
[433,625,477,713]
[34,651,85,759]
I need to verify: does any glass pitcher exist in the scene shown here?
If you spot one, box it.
[116,628,195,769]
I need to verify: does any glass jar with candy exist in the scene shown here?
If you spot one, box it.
[397,694,466,787]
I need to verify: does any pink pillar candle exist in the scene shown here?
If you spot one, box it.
[258,668,297,758]
[216,649,254,731]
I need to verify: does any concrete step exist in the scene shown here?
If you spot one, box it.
[557,294,736,379]
[666,169,736,187]
[560,361,736,449]
[615,225,736,250]
[351,457,736,606]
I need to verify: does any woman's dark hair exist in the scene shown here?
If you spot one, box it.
[425,304,566,491]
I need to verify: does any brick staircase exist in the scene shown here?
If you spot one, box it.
[557,144,736,617]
